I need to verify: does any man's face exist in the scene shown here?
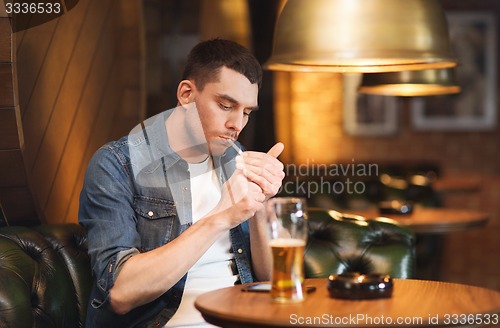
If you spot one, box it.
[191,66,259,156]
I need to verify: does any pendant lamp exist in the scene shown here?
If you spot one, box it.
[264,0,458,73]
[359,68,461,96]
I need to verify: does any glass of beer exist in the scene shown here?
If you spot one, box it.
[267,197,308,303]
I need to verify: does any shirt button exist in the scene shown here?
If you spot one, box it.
[148,211,154,217]
[237,248,243,254]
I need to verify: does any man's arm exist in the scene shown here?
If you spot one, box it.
[109,211,227,314]
[109,169,265,315]
[248,205,273,281]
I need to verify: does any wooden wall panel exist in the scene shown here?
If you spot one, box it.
[0,0,144,225]
[0,18,10,61]
[28,0,113,209]
[21,1,93,171]
[49,64,122,223]
[16,19,58,116]
[42,2,118,222]
[0,7,39,223]
[0,108,21,149]
[66,0,147,220]
[0,63,14,106]
[0,1,6,17]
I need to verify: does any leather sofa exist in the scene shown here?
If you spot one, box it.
[306,209,415,279]
[0,224,90,328]
[0,208,415,327]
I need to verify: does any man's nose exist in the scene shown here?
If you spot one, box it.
[226,111,245,132]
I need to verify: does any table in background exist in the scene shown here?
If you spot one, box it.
[347,207,489,234]
[195,278,500,328]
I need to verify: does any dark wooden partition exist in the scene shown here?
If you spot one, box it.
[0,3,38,225]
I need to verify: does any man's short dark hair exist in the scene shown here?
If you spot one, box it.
[182,39,263,91]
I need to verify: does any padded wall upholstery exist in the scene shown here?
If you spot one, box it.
[305,208,416,279]
[0,224,90,328]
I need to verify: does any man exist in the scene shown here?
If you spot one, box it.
[79,39,285,327]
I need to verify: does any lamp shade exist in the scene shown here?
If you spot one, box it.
[359,69,461,96]
[264,0,458,73]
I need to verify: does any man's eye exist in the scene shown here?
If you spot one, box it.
[244,111,252,117]
[219,103,232,110]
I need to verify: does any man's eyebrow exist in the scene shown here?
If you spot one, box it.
[217,94,259,111]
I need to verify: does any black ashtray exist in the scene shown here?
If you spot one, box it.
[327,272,393,300]
[378,200,413,215]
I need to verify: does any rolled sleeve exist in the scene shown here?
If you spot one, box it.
[113,248,140,281]
[79,143,141,300]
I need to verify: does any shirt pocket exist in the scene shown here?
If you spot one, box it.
[133,196,177,250]
[133,195,177,219]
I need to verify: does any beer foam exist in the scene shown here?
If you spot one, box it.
[269,238,306,247]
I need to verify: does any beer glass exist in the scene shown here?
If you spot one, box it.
[267,197,308,303]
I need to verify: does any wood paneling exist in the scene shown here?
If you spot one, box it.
[16,18,58,115]
[40,1,119,222]
[0,6,38,223]
[0,18,11,61]
[0,1,7,17]
[0,108,21,149]
[0,0,144,225]
[48,64,122,223]
[0,63,14,107]
[27,0,113,208]
[21,0,96,171]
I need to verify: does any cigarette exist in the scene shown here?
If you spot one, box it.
[227,139,243,155]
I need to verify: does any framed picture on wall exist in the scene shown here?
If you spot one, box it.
[411,12,497,131]
[343,73,398,136]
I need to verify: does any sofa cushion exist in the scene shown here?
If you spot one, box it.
[0,224,90,328]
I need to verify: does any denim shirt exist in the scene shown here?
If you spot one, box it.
[79,109,255,328]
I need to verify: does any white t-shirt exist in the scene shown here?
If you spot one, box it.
[165,157,238,327]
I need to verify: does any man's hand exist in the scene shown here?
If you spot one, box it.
[236,142,285,200]
[205,142,285,229]
[207,169,265,229]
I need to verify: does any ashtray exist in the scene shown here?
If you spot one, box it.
[327,272,393,299]
[378,200,413,215]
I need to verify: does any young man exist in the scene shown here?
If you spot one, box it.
[79,39,285,327]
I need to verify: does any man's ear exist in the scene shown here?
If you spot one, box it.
[177,80,195,105]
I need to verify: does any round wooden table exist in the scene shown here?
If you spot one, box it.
[195,278,500,328]
[345,207,489,234]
